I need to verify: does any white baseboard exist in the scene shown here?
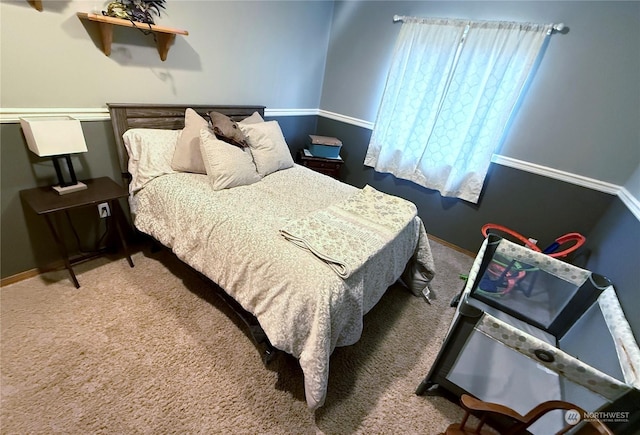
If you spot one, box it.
[316,109,631,198]
[3,107,636,219]
[0,107,110,122]
[618,187,640,221]
[318,109,374,129]
[490,155,620,195]
[0,107,317,122]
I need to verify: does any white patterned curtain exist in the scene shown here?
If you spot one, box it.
[364,18,552,203]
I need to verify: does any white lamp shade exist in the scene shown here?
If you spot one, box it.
[20,116,88,157]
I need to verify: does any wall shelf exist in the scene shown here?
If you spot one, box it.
[76,12,188,61]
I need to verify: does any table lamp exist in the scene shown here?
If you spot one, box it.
[20,116,89,195]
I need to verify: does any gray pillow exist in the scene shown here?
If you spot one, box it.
[209,111,248,148]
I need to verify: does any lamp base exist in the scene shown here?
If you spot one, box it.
[53,181,87,195]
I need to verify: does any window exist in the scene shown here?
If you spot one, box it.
[365,18,551,203]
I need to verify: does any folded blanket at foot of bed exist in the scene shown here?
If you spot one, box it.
[280,185,420,279]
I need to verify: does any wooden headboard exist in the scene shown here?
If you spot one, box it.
[107,103,266,177]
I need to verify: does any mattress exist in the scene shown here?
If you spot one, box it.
[130,164,436,409]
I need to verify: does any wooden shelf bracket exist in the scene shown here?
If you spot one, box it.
[28,0,43,11]
[76,12,188,61]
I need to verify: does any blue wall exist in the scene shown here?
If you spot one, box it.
[321,1,640,187]
[585,200,640,338]
[317,1,639,340]
[2,0,637,341]
[314,116,638,341]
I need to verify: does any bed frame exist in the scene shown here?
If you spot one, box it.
[107,103,277,364]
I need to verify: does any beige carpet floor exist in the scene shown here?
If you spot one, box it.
[1,239,474,434]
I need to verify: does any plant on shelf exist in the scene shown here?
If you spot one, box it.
[103,0,166,25]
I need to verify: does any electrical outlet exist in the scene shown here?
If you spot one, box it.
[98,202,111,218]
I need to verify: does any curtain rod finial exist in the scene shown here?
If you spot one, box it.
[393,15,402,22]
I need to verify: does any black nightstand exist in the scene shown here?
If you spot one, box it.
[297,150,344,180]
[20,177,134,288]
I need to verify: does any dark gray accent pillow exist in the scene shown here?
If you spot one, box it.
[208,111,248,148]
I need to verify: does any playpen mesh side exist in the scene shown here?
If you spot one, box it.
[475,312,631,401]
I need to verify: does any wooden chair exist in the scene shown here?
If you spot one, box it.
[441,394,613,435]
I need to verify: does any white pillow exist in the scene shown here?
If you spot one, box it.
[171,108,209,174]
[123,128,180,193]
[199,128,262,190]
[239,111,265,125]
[240,121,294,176]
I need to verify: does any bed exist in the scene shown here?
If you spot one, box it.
[107,103,436,409]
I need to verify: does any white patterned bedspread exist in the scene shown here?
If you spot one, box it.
[131,165,435,409]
